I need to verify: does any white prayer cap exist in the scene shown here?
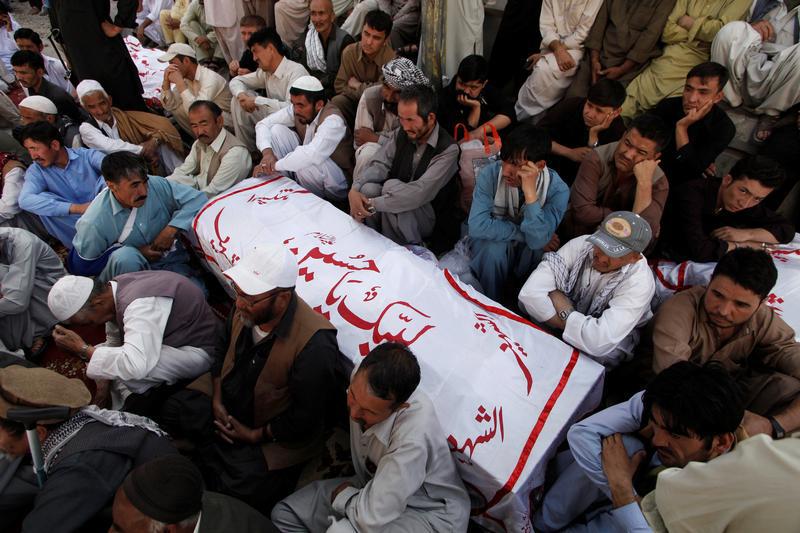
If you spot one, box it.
[158,42,196,62]
[48,275,95,322]
[76,79,108,100]
[19,95,58,115]
[290,75,324,93]
[223,243,298,296]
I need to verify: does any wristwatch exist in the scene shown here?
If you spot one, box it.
[558,308,574,322]
[768,416,786,439]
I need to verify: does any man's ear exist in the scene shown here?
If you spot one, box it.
[534,159,546,170]
[712,431,735,456]
[35,425,48,442]
[721,174,733,187]
[611,108,622,119]
[315,100,325,113]
[712,91,724,105]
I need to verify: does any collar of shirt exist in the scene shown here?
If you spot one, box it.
[204,128,228,153]
[272,56,292,80]
[192,511,202,533]
[356,42,390,65]
[56,147,81,171]
[423,123,441,149]
[362,403,401,447]
[361,390,417,447]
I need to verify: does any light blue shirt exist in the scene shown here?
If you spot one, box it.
[468,160,569,249]
[18,148,106,247]
[72,175,207,260]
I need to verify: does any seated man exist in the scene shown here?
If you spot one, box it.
[565,0,676,98]
[228,15,265,78]
[11,50,82,123]
[349,85,459,245]
[352,56,428,182]
[515,0,605,121]
[468,125,569,302]
[77,80,185,175]
[651,62,736,185]
[111,455,279,533]
[560,113,669,241]
[606,433,800,531]
[73,151,207,282]
[159,43,233,134]
[135,0,170,47]
[169,101,251,197]
[48,270,221,411]
[342,0,421,49]
[538,78,627,185]
[519,211,655,367]
[660,155,794,262]
[331,9,396,126]
[254,76,353,201]
[271,342,471,532]
[289,0,355,97]
[646,248,800,438]
[621,0,750,118]
[180,0,224,64]
[230,27,309,153]
[275,0,353,46]
[438,54,515,140]
[17,95,80,148]
[17,122,106,249]
[0,150,44,236]
[159,0,190,46]
[533,361,743,531]
[0,227,64,358]
[712,0,800,141]
[13,27,74,95]
[160,244,343,514]
[0,366,176,533]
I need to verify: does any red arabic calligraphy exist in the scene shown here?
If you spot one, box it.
[474,313,533,394]
[208,208,239,266]
[448,405,505,461]
[324,271,435,355]
[245,188,311,203]
[288,239,380,282]
[770,248,800,263]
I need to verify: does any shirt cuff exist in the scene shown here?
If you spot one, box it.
[253,96,271,107]
[331,485,360,515]
[85,347,116,380]
[610,502,650,530]
[562,310,587,341]
[369,195,387,212]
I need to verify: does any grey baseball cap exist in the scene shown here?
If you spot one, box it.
[587,211,652,258]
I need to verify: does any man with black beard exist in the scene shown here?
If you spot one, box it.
[352,57,429,183]
[161,243,345,515]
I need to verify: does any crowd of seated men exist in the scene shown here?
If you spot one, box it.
[1,0,799,531]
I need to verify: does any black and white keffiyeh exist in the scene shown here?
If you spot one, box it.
[542,242,630,317]
[41,406,166,472]
[382,57,430,89]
